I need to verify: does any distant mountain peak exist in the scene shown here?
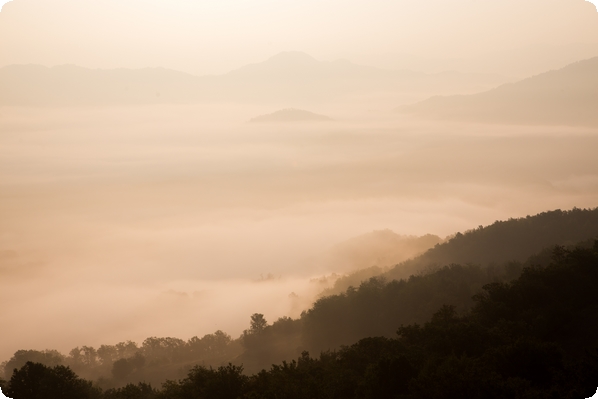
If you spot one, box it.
[265,51,320,65]
[224,51,322,77]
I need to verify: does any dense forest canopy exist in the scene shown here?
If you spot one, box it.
[2,207,597,392]
[2,1,597,398]
[2,241,598,398]
[327,208,598,294]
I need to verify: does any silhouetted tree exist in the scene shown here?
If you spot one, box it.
[3,350,65,380]
[111,354,145,381]
[6,362,99,399]
[160,364,247,399]
[102,382,158,399]
[249,314,268,333]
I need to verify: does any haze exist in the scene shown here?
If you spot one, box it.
[1,0,598,76]
[1,0,598,369]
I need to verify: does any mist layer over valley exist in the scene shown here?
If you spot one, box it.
[2,99,598,362]
[1,1,598,396]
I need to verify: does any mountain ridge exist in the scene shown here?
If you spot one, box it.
[399,56,598,126]
[3,207,598,389]
[0,52,511,105]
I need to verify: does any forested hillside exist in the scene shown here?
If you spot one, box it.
[2,242,598,398]
[2,208,597,389]
[327,207,598,295]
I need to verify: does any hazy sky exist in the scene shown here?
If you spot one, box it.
[1,0,597,74]
[0,0,588,12]
[1,0,598,367]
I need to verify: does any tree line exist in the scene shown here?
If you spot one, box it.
[2,243,598,398]
[2,208,598,390]
[1,331,243,390]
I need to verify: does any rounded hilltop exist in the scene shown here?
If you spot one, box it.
[249,108,332,123]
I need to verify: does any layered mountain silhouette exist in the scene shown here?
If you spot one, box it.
[249,108,331,123]
[0,52,509,106]
[326,207,598,298]
[388,207,598,277]
[399,56,598,127]
[0,64,200,106]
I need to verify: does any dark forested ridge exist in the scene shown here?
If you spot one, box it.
[386,207,598,276]
[327,208,598,295]
[2,243,598,398]
[1,332,244,391]
[2,208,598,395]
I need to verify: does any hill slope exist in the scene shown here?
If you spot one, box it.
[235,208,598,371]
[4,243,598,397]
[384,208,598,282]
[325,208,598,296]
[399,56,598,126]
[3,208,598,386]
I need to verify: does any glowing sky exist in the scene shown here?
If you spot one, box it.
[0,0,598,374]
[1,0,597,77]
[0,0,596,14]
[0,0,593,13]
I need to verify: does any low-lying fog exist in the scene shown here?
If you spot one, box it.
[1,103,597,361]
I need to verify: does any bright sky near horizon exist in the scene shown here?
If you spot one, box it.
[3,0,597,13]
[1,0,597,77]
[1,0,598,392]
[0,0,596,12]
[1,0,596,11]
